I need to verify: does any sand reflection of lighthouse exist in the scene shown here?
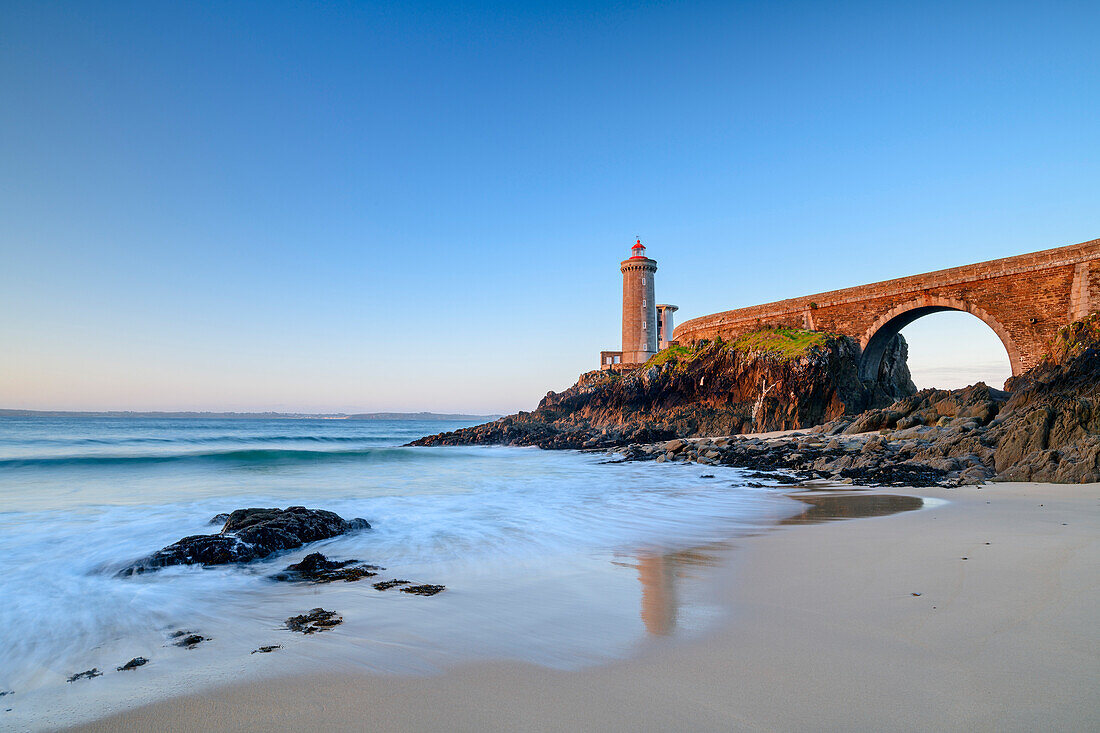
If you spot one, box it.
[635,547,724,636]
[637,552,678,636]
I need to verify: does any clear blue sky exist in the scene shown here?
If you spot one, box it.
[1,1,1097,412]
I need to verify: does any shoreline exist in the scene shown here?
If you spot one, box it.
[73,480,1100,732]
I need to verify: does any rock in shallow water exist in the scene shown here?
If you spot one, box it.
[67,669,101,683]
[286,608,342,634]
[172,634,207,649]
[272,552,382,583]
[372,579,411,590]
[400,584,446,596]
[116,657,148,671]
[119,506,371,575]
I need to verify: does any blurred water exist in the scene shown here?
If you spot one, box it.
[0,417,803,728]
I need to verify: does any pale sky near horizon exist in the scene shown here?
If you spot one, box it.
[1,1,1097,413]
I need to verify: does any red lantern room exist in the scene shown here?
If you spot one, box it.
[630,238,646,258]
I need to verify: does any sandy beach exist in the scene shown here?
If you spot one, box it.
[73,480,1099,732]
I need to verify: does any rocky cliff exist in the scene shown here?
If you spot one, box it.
[825,313,1100,483]
[415,315,1100,484]
[985,314,1100,481]
[617,314,1099,485]
[412,327,915,449]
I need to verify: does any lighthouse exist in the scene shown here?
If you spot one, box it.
[621,238,658,364]
[599,238,676,370]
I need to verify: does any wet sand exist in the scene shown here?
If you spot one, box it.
[75,481,1099,732]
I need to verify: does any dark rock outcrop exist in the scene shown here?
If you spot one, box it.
[286,608,342,634]
[116,657,148,671]
[984,315,1100,482]
[67,669,101,683]
[412,330,914,449]
[824,315,1100,483]
[616,434,957,487]
[373,579,411,590]
[400,584,445,596]
[119,507,371,575]
[272,552,382,583]
[172,633,207,648]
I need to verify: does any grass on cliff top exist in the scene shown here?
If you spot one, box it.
[644,344,694,368]
[731,326,831,360]
[1047,312,1100,364]
[639,327,833,370]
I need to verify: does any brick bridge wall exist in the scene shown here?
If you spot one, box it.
[673,238,1100,379]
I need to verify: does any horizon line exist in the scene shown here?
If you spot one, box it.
[0,408,503,420]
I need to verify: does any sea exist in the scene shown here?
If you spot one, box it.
[0,416,817,728]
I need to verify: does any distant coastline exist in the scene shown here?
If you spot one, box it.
[0,409,500,421]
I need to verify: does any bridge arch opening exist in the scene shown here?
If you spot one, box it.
[858,297,1022,389]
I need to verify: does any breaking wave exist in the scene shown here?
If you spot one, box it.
[0,446,427,469]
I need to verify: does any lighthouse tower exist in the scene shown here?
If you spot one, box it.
[621,238,658,364]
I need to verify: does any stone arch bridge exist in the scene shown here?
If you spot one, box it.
[673,238,1100,382]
